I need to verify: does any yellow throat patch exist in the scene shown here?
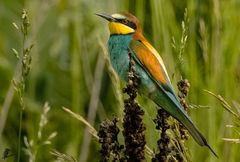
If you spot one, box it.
[108,22,135,35]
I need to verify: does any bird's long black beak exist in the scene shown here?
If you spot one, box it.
[95,13,116,22]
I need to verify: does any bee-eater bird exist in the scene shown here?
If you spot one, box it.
[96,12,217,157]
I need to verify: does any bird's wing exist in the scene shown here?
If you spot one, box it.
[129,39,218,157]
[129,39,177,99]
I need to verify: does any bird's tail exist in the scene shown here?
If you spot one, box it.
[150,88,218,158]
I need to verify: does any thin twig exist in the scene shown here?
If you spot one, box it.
[204,89,240,119]
[62,107,98,139]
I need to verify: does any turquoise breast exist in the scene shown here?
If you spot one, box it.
[108,34,132,81]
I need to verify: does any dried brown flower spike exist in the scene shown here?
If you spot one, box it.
[122,51,146,161]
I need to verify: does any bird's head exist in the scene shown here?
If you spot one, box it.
[96,12,141,35]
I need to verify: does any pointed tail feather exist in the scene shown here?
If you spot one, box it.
[197,129,219,158]
[150,89,218,157]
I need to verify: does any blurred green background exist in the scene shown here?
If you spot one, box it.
[0,0,240,162]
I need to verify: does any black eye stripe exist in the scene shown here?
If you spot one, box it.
[128,21,137,30]
[117,19,137,30]
[118,19,128,24]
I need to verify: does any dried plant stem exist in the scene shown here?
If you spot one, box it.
[98,118,124,162]
[122,51,146,161]
[152,108,171,162]
[177,79,190,141]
